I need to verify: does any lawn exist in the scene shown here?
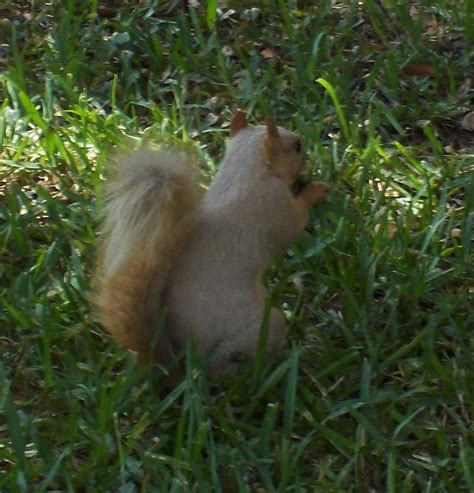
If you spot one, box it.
[1,1,473,491]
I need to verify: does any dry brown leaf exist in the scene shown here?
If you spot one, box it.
[160,65,171,82]
[362,42,385,52]
[97,6,118,18]
[403,63,435,77]
[409,6,443,39]
[260,48,276,59]
[461,112,474,131]
[373,222,398,238]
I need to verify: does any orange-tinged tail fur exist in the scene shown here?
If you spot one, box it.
[93,150,200,362]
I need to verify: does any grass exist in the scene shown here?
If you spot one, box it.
[1,0,473,491]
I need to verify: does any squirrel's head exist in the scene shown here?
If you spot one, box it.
[230,111,306,186]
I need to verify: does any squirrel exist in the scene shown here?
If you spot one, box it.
[93,112,330,378]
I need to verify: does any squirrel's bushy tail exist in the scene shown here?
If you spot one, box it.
[94,150,200,362]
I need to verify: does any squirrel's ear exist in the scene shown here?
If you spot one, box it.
[230,111,248,136]
[265,117,279,138]
[263,118,281,166]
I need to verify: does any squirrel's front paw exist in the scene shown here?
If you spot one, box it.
[301,181,330,207]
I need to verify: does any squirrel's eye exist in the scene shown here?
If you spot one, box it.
[293,140,302,153]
